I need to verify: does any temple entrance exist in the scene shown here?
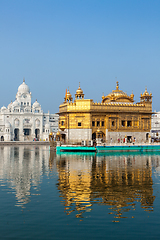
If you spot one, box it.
[35,129,40,140]
[93,131,105,139]
[127,136,132,143]
[14,129,19,141]
[24,129,31,135]
[61,134,66,143]
[23,128,31,140]
[92,131,105,143]
[1,136,4,141]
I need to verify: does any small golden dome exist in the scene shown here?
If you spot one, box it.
[75,82,84,99]
[66,89,72,99]
[140,87,152,102]
[64,87,73,102]
[49,132,53,136]
[76,83,83,95]
[56,131,61,136]
[142,87,149,96]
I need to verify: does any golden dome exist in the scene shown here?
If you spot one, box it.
[142,87,149,96]
[66,89,72,99]
[56,131,61,136]
[102,82,134,103]
[76,83,83,95]
[140,87,152,102]
[75,83,84,99]
[64,87,73,102]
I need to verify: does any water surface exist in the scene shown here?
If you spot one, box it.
[0,146,160,239]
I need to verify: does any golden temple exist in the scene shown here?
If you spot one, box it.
[58,82,152,143]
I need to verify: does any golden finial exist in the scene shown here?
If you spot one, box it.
[116,81,119,90]
[23,78,25,82]
[79,82,80,87]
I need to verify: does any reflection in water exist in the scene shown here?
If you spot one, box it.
[1,146,160,222]
[56,153,157,221]
[0,146,50,207]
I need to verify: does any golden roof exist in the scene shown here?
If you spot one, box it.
[102,82,134,103]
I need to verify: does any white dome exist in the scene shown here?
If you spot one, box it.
[1,106,7,111]
[32,99,41,109]
[45,123,50,129]
[18,80,30,94]
[5,122,11,128]
[12,100,20,108]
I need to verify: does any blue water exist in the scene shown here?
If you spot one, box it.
[0,146,160,239]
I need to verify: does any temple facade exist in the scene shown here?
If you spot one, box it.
[0,79,58,141]
[58,82,152,143]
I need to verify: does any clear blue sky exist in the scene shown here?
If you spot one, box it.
[0,0,160,113]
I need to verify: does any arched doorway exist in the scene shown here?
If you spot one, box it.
[61,134,66,143]
[14,129,19,141]
[93,131,105,139]
[23,128,31,140]
[35,129,40,140]
[146,133,149,141]
[92,130,105,143]
[1,136,4,141]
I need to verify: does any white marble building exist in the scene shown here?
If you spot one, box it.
[0,80,58,141]
[151,111,160,139]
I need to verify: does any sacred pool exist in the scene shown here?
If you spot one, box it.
[0,145,160,239]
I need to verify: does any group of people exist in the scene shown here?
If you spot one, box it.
[110,137,136,144]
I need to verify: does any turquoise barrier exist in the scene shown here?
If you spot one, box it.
[96,144,160,153]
